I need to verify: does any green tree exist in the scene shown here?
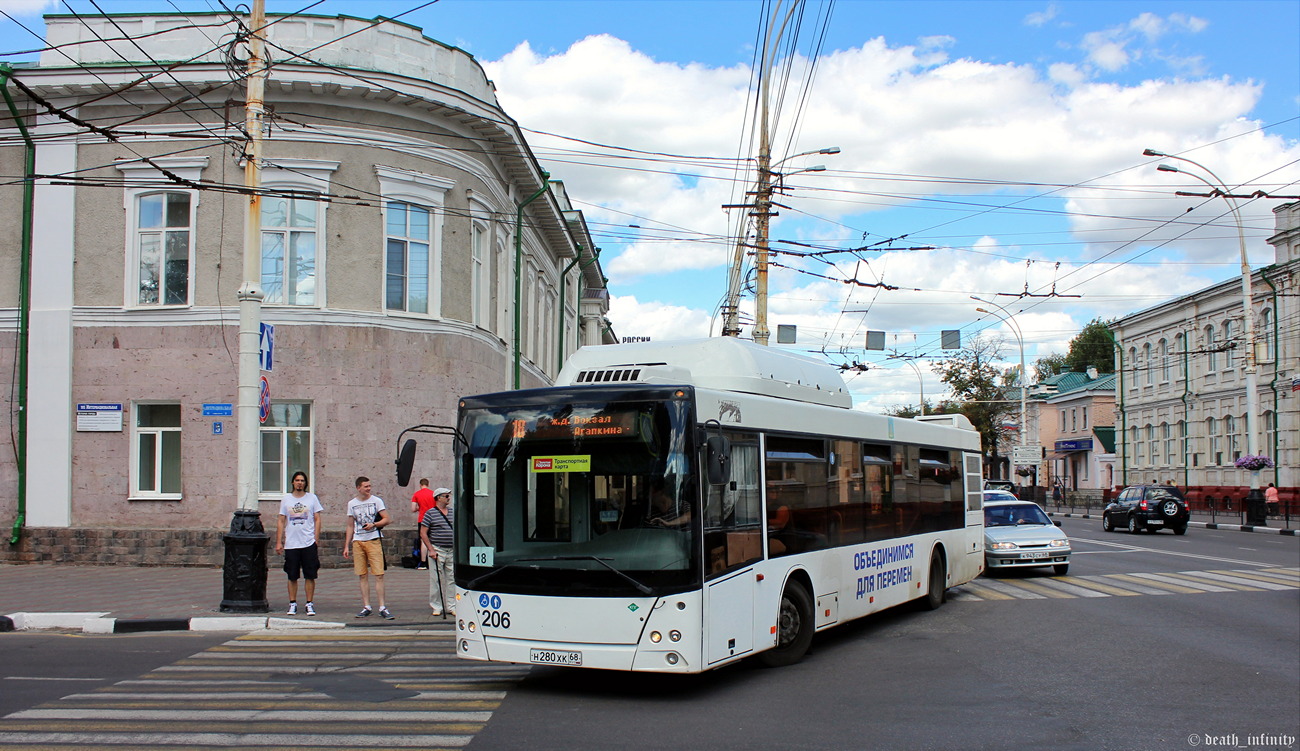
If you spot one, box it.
[931,334,1015,470]
[1034,352,1067,381]
[1063,318,1116,374]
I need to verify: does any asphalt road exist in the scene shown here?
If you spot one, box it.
[0,521,1295,751]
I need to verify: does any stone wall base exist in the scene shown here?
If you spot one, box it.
[1,528,420,568]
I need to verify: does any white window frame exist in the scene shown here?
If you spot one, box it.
[258,401,314,499]
[1222,321,1234,369]
[1158,339,1169,383]
[495,239,510,340]
[384,200,434,315]
[260,159,339,308]
[1260,309,1275,363]
[376,165,453,318]
[471,220,489,327]
[115,158,206,309]
[130,402,182,500]
[1205,326,1217,372]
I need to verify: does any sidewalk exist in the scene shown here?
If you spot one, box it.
[0,562,453,632]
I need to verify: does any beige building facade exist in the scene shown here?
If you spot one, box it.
[1,13,614,559]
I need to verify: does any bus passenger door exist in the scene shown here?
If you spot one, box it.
[703,435,761,666]
[961,452,984,580]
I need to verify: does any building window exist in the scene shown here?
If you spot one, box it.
[1082,407,1089,430]
[1147,425,1158,467]
[471,222,488,326]
[1162,422,1173,462]
[1158,339,1169,382]
[1134,426,1145,465]
[1129,347,1138,390]
[1264,410,1276,455]
[1204,326,1217,371]
[1222,321,1234,369]
[260,402,313,497]
[385,201,431,314]
[1260,309,1275,362]
[1174,333,1185,381]
[1071,409,1077,432]
[1061,409,1067,432]
[375,165,452,319]
[1178,420,1188,466]
[133,191,193,306]
[262,194,319,305]
[1141,343,1151,387]
[133,403,181,498]
[1225,414,1240,461]
[495,240,510,339]
[1208,417,1221,465]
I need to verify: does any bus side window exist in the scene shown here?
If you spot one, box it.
[704,435,761,578]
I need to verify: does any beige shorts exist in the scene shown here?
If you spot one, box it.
[351,538,385,576]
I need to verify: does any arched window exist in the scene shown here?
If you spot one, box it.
[1129,426,1140,464]
[1264,410,1276,456]
[1225,415,1238,462]
[1260,309,1275,362]
[1222,321,1234,368]
[1158,339,1169,382]
[1204,326,1217,371]
[1173,333,1185,381]
[1177,420,1188,466]
[1129,347,1139,390]
[1207,417,1220,465]
[1142,343,1151,387]
[1162,422,1172,465]
[1147,424,1158,466]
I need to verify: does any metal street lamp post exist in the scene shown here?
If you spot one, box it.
[973,296,1028,483]
[1145,148,1266,525]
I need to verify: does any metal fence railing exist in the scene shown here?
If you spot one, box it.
[1040,495,1298,530]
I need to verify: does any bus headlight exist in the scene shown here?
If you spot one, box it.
[650,631,662,643]
[666,653,679,665]
[669,630,681,642]
[468,621,476,632]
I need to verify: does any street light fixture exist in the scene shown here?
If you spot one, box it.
[973,296,1028,481]
[1145,148,1266,524]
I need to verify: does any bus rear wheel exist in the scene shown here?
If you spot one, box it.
[758,582,814,668]
[920,551,946,611]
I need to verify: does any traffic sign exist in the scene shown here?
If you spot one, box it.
[258,376,271,424]
[259,322,274,372]
[1012,445,1042,465]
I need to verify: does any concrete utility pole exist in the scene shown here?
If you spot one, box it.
[1147,149,1267,525]
[222,0,270,612]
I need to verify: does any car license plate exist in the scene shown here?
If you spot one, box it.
[1019,551,1048,559]
[1146,519,1162,525]
[530,648,582,666]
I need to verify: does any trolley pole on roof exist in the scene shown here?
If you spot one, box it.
[222,0,270,612]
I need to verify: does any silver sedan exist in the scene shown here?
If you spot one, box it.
[983,500,1071,576]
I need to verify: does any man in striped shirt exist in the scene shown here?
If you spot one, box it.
[420,488,455,617]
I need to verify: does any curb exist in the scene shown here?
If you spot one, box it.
[1048,512,1298,536]
[4,612,350,633]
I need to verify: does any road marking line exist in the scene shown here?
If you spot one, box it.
[1057,577,1139,596]
[0,731,472,747]
[1160,572,1263,591]
[1113,573,1206,594]
[1101,574,1179,595]
[1230,568,1300,585]
[1067,538,1267,566]
[1197,570,1297,590]
[972,578,1047,599]
[956,582,1014,600]
[2,677,105,682]
[1031,578,1110,597]
[1128,572,1233,592]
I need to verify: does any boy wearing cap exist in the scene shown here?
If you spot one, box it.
[410,478,437,570]
[419,487,455,616]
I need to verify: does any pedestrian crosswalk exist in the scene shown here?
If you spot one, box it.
[0,627,528,750]
[948,566,1300,602]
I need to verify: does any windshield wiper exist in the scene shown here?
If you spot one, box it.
[513,555,654,595]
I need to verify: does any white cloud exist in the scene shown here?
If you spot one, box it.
[0,0,54,14]
[607,295,713,341]
[1024,4,1060,28]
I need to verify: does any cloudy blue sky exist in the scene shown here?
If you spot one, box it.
[3,0,1297,410]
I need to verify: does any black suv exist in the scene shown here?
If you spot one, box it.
[1103,485,1190,535]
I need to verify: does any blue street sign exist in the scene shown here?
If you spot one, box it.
[202,403,233,417]
[259,322,274,372]
[212,421,224,435]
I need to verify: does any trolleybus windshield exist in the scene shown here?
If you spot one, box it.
[456,391,699,596]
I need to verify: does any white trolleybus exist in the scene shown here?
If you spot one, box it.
[394,338,985,674]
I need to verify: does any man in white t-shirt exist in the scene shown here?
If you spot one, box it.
[275,470,324,616]
[343,476,393,619]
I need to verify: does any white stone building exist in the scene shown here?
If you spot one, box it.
[0,12,615,559]
[1109,202,1297,506]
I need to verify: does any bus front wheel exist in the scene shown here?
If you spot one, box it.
[758,582,814,668]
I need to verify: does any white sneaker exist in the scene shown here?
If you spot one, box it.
[305,602,316,616]
[287,602,298,615]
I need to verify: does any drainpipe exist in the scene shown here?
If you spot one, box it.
[1180,326,1191,489]
[513,175,550,390]
[2,65,34,546]
[557,246,601,369]
[1262,269,1281,488]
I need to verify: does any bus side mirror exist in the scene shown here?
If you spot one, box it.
[396,438,417,487]
[705,435,731,485]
